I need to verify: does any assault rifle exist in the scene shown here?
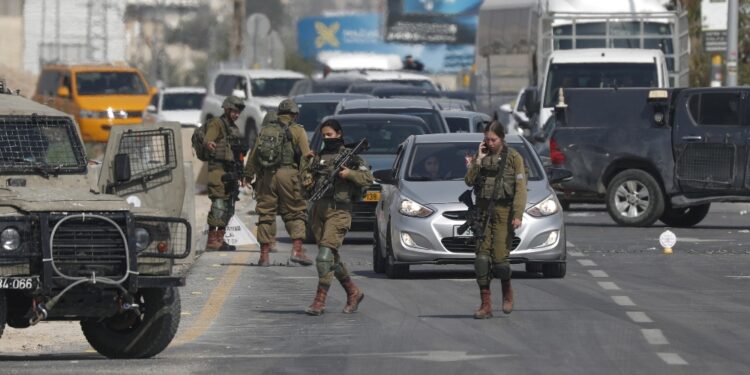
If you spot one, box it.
[457,189,484,238]
[309,138,369,201]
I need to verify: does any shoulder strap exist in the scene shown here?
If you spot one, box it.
[488,146,510,200]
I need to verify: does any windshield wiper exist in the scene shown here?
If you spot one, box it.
[11,159,63,178]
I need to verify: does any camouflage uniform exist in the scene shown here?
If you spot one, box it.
[244,99,312,266]
[204,96,245,251]
[302,145,374,316]
[464,144,527,317]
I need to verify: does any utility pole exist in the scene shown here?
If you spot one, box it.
[726,0,738,86]
[230,0,245,60]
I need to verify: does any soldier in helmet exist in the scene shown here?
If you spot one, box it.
[204,95,246,251]
[244,99,314,266]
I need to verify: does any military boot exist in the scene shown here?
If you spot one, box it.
[269,239,278,253]
[473,286,492,319]
[305,283,330,316]
[258,243,270,267]
[340,277,364,314]
[215,229,236,251]
[290,239,313,266]
[205,229,223,251]
[501,279,514,314]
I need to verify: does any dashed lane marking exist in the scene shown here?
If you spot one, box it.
[642,329,669,345]
[626,311,653,323]
[657,352,688,365]
[588,270,609,278]
[577,259,596,267]
[597,281,620,290]
[612,296,636,306]
[726,276,750,279]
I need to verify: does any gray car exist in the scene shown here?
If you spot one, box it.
[372,133,572,279]
[441,110,492,133]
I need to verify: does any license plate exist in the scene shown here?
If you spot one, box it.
[453,225,474,237]
[363,191,381,202]
[0,277,38,290]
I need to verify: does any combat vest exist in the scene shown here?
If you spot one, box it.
[477,147,516,201]
[201,116,243,163]
[311,147,366,204]
[255,117,296,168]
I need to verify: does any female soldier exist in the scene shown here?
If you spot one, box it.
[464,121,527,319]
[303,119,374,316]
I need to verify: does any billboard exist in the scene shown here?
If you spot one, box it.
[297,12,477,73]
[385,0,481,44]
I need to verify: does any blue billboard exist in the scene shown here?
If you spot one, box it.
[297,13,477,73]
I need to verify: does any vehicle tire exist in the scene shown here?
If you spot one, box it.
[244,120,257,152]
[606,169,664,227]
[372,223,385,274]
[659,203,711,228]
[542,263,566,278]
[384,226,409,279]
[81,287,180,359]
[525,263,543,274]
[0,291,6,339]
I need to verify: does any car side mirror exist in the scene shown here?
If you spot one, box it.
[57,86,70,98]
[547,167,573,184]
[522,87,540,115]
[114,153,131,183]
[231,89,247,99]
[149,86,159,96]
[146,104,157,113]
[373,169,396,185]
[533,133,546,143]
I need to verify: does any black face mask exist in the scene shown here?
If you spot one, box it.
[322,137,344,154]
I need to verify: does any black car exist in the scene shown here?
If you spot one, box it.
[293,93,373,138]
[305,113,433,240]
[335,98,450,134]
[289,77,365,96]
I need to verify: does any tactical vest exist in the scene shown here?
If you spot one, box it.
[255,118,296,168]
[477,149,516,201]
[311,149,364,204]
[210,116,242,163]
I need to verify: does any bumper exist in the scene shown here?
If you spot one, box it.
[78,117,143,142]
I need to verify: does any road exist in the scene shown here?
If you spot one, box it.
[1,203,749,374]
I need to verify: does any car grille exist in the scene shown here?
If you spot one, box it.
[49,213,129,279]
[352,201,377,220]
[441,236,521,253]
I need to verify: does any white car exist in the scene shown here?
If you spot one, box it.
[330,70,439,91]
[143,86,205,127]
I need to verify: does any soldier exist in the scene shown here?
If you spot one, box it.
[302,119,373,315]
[204,95,247,251]
[464,121,527,319]
[244,99,313,266]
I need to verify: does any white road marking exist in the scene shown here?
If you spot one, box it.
[577,259,597,267]
[597,281,620,290]
[675,237,732,243]
[566,241,577,248]
[612,296,636,306]
[568,249,583,257]
[626,311,653,323]
[190,351,516,362]
[657,352,688,365]
[642,329,669,345]
[725,276,750,279]
[588,270,609,278]
[278,276,317,279]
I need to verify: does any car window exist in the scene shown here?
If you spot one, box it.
[375,80,435,90]
[446,117,470,132]
[148,94,159,112]
[162,93,205,111]
[392,144,405,174]
[405,142,542,181]
[688,92,742,126]
[297,102,339,132]
[250,78,300,97]
[339,108,445,133]
[215,75,246,97]
[36,70,60,96]
[313,120,428,154]
[75,72,147,95]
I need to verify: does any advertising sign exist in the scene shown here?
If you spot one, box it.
[385,0,480,44]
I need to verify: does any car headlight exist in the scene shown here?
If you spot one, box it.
[134,227,152,252]
[526,194,559,217]
[1,228,20,251]
[79,109,103,118]
[399,198,434,218]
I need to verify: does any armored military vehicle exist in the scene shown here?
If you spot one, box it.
[0,85,190,358]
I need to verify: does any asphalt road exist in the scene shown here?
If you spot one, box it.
[1,203,749,374]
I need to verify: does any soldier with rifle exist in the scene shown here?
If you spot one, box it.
[301,119,373,316]
[463,121,527,319]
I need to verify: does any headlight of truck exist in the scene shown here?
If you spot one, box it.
[526,194,559,217]
[134,227,152,252]
[399,198,434,218]
[1,228,20,251]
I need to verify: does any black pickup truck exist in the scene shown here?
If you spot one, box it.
[549,87,750,227]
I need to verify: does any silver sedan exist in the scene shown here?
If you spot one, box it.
[372,133,572,279]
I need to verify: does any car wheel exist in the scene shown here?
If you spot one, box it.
[372,223,385,274]
[244,120,257,152]
[660,203,710,227]
[542,263,566,278]
[525,263,542,274]
[606,169,664,227]
[384,225,409,279]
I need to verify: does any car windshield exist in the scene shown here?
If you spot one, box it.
[315,120,429,154]
[162,93,205,111]
[250,78,301,97]
[446,117,470,132]
[76,72,148,95]
[405,142,542,181]
[297,102,339,132]
[340,108,444,133]
[313,81,353,93]
[543,63,658,107]
[375,79,435,90]
[0,117,86,173]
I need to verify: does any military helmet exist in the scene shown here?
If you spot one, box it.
[222,95,246,112]
[277,99,299,115]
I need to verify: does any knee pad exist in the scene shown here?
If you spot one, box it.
[315,246,334,278]
[492,263,511,281]
[474,253,492,286]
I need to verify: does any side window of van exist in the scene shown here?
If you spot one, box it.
[37,71,61,96]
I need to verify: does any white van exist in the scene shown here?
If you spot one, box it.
[536,48,669,128]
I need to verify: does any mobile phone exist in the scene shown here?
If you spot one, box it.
[481,142,488,153]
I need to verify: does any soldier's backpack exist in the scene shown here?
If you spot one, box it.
[255,119,291,168]
[191,117,227,162]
